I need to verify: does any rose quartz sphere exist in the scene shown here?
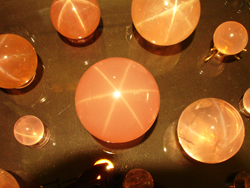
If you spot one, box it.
[213,21,248,55]
[178,98,245,164]
[0,169,20,188]
[14,115,45,146]
[123,169,154,188]
[131,0,201,46]
[240,88,250,116]
[50,0,101,40]
[0,34,37,89]
[75,57,160,143]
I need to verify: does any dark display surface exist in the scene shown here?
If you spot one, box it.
[1,0,250,187]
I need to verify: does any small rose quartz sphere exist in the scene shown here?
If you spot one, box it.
[239,88,250,117]
[75,57,160,143]
[213,21,248,55]
[0,169,20,188]
[50,0,101,40]
[131,0,201,46]
[0,34,37,89]
[177,98,245,164]
[123,169,154,188]
[14,115,46,147]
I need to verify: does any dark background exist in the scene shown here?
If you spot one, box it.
[0,0,250,187]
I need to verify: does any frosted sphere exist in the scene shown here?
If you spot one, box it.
[213,21,248,55]
[75,57,160,143]
[14,115,45,146]
[50,0,101,40]
[0,169,20,188]
[123,169,154,188]
[131,0,201,46]
[0,34,37,89]
[177,98,245,164]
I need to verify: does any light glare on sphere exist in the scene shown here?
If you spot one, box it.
[75,57,160,143]
[50,0,101,40]
[213,21,248,55]
[0,34,37,89]
[131,0,201,46]
[177,98,244,164]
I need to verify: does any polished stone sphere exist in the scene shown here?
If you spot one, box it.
[239,88,250,117]
[213,21,248,55]
[0,169,20,188]
[14,115,45,146]
[50,0,101,40]
[75,57,160,143]
[123,169,154,188]
[177,98,245,164]
[0,34,37,89]
[131,0,201,46]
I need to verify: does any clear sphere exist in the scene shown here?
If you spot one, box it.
[123,169,154,188]
[213,21,248,55]
[177,98,244,164]
[239,88,250,117]
[0,169,20,188]
[131,0,201,46]
[14,115,45,146]
[50,0,101,40]
[0,34,37,89]
[75,57,160,143]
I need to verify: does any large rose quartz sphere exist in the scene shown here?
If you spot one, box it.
[75,57,160,143]
[0,169,20,188]
[50,0,101,40]
[213,21,248,55]
[0,34,37,89]
[177,98,245,164]
[131,0,201,46]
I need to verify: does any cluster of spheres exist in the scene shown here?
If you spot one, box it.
[0,34,37,89]
[131,0,201,46]
[177,98,245,164]
[50,0,101,42]
[75,57,160,143]
[213,21,248,55]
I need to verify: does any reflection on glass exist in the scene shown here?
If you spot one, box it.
[205,21,248,62]
[75,57,160,143]
[177,98,245,164]
[131,0,201,46]
[13,115,50,148]
[123,169,154,188]
[239,88,250,117]
[0,169,20,188]
[0,34,37,89]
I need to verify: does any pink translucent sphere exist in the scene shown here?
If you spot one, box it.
[14,115,45,146]
[50,0,101,40]
[213,21,248,55]
[0,34,37,89]
[177,98,245,164]
[131,0,201,46]
[75,57,160,143]
[0,169,20,188]
[123,169,154,188]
